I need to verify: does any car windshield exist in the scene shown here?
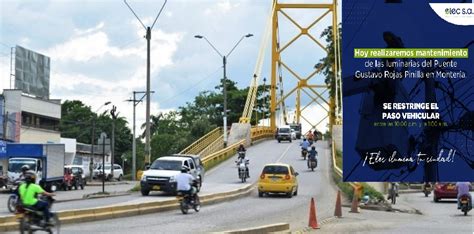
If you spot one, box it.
[263,166,289,174]
[8,159,37,173]
[279,128,290,133]
[150,160,182,170]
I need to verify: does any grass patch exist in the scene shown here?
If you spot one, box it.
[122,174,133,181]
[331,171,384,202]
[129,182,141,192]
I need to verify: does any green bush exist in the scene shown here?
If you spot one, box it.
[361,182,385,202]
[335,149,343,170]
[129,182,141,192]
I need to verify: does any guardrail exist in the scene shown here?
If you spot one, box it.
[179,127,222,155]
[250,126,274,142]
[198,135,224,158]
[332,140,343,178]
[202,139,246,170]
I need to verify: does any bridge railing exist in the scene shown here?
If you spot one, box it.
[250,126,274,142]
[202,139,246,170]
[198,135,224,158]
[179,127,222,155]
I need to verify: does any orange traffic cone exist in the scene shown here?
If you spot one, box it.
[349,193,360,213]
[308,197,320,229]
[334,190,342,217]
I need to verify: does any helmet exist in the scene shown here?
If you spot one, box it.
[181,166,190,173]
[21,165,30,173]
[311,146,316,150]
[25,171,36,183]
[303,139,307,141]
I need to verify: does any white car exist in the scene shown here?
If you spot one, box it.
[93,164,124,181]
[290,129,297,140]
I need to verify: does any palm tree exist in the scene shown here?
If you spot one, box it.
[141,113,162,139]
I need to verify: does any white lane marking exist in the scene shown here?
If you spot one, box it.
[276,143,293,163]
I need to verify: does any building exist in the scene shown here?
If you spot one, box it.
[0,89,61,172]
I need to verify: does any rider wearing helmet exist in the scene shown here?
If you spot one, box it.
[300,139,310,152]
[18,172,55,223]
[175,166,196,196]
[237,144,246,160]
[308,146,318,168]
[17,165,30,182]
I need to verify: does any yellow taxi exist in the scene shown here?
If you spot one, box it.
[258,163,299,198]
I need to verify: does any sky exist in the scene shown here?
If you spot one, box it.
[0,0,340,137]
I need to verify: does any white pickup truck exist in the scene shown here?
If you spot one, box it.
[140,154,204,196]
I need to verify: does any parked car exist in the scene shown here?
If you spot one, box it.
[140,156,202,196]
[258,163,299,198]
[93,164,124,181]
[433,182,457,202]
[276,126,292,143]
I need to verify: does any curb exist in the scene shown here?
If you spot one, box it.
[218,222,290,234]
[0,183,255,232]
[86,181,132,186]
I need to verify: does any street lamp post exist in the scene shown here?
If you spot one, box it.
[90,101,111,182]
[263,77,267,126]
[124,0,167,165]
[194,33,253,147]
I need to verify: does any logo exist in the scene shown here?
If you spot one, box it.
[430,2,474,25]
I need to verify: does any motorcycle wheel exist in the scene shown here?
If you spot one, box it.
[303,155,306,160]
[19,217,31,234]
[464,210,467,216]
[194,196,201,212]
[7,195,17,213]
[180,201,189,214]
[424,191,429,197]
[74,182,78,190]
[46,213,60,234]
[311,166,314,171]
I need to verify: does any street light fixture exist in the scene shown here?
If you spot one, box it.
[194,33,253,147]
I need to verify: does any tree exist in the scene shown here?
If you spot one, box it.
[315,24,342,118]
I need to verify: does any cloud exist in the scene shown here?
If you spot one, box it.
[73,22,105,35]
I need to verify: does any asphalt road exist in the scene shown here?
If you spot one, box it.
[59,140,339,233]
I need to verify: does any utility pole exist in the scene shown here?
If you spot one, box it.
[126,91,153,180]
[110,105,118,180]
[124,0,167,165]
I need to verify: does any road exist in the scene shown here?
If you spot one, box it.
[58,140,338,233]
[318,189,473,233]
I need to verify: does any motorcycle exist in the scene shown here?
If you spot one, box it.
[7,181,21,213]
[458,195,472,216]
[237,159,250,183]
[307,157,317,171]
[301,149,308,160]
[18,196,60,234]
[176,181,201,215]
[422,183,432,197]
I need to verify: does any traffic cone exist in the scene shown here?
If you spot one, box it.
[334,190,342,217]
[308,197,320,229]
[349,193,360,213]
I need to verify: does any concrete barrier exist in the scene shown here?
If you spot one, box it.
[219,223,290,234]
[0,183,256,232]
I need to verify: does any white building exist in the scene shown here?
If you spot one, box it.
[0,89,61,172]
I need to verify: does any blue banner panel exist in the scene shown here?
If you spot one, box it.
[6,144,43,158]
[342,0,474,182]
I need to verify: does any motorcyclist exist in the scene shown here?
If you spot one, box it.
[237,144,246,160]
[236,157,250,179]
[306,131,314,143]
[300,139,310,157]
[176,166,197,197]
[18,172,55,224]
[16,165,30,182]
[307,146,318,168]
[456,182,472,209]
